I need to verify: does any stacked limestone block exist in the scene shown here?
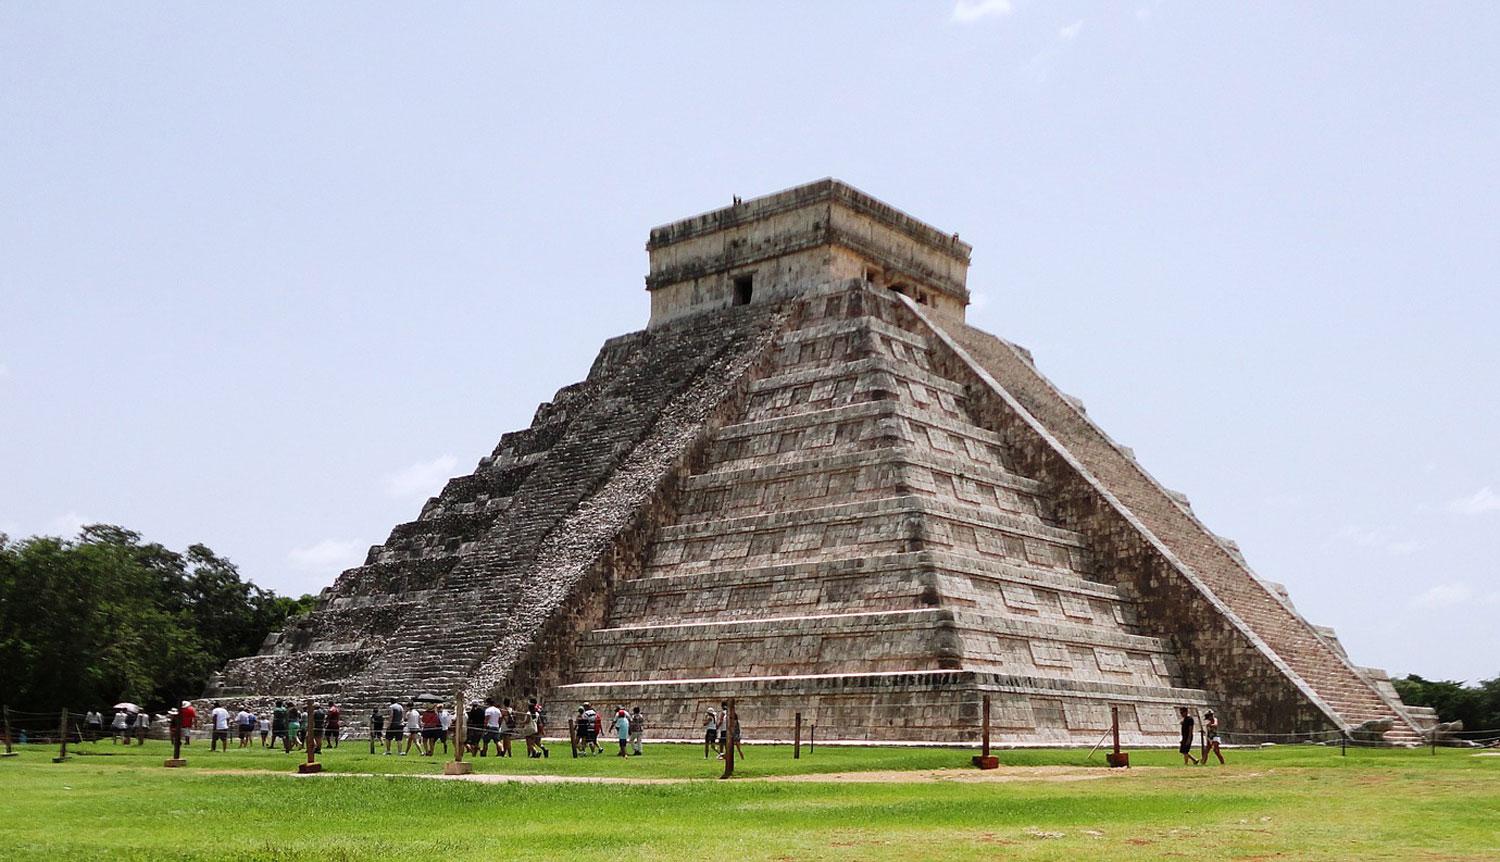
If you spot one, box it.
[212,302,791,711]
[559,283,1213,744]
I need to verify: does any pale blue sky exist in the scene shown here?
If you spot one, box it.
[2,3,1496,682]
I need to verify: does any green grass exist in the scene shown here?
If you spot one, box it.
[2,740,1496,860]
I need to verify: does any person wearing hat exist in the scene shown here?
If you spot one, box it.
[1203,710,1225,764]
[179,701,196,746]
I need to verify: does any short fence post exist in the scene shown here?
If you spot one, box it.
[809,723,815,753]
[2,705,15,757]
[1105,705,1130,768]
[1341,730,1347,757]
[720,698,735,780]
[972,695,998,769]
[52,708,69,762]
[298,699,322,773]
[445,692,472,775]
[793,711,802,760]
[569,718,579,758]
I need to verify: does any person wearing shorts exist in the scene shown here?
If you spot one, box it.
[384,701,404,754]
[210,702,231,752]
[1178,707,1198,765]
[482,698,503,757]
[420,705,442,756]
[258,714,270,747]
[1203,710,1225,765]
[703,707,718,758]
[465,701,485,754]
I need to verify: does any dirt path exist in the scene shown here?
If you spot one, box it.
[201,764,1148,785]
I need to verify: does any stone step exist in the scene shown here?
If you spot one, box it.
[644,496,1092,582]
[573,607,1180,688]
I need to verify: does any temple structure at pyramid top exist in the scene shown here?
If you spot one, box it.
[209,179,1430,746]
[646,179,972,326]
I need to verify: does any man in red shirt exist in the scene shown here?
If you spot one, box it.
[179,701,197,746]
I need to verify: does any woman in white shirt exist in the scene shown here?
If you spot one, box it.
[403,707,422,756]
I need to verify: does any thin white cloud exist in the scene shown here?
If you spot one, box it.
[1330,525,1421,557]
[1412,583,1473,609]
[287,539,364,575]
[1448,486,1500,516]
[1059,20,1085,40]
[951,0,1013,24]
[46,511,92,538]
[0,363,10,379]
[383,454,459,500]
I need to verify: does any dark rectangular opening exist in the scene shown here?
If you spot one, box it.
[732,274,754,306]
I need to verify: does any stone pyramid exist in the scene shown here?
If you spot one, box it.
[214,179,1423,745]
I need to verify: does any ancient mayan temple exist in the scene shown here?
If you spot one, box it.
[214,179,1424,745]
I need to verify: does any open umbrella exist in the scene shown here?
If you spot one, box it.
[113,702,140,712]
[412,693,443,704]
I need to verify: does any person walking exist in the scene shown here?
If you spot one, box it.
[716,702,731,758]
[703,707,718,759]
[179,701,196,746]
[134,709,151,745]
[612,706,630,757]
[437,705,452,754]
[385,700,404,755]
[629,707,645,756]
[1203,710,1226,765]
[85,709,103,742]
[1178,707,1199,765]
[527,696,549,758]
[272,701,289,752]
[419,704,441,756]
[326,703,341,748]
[210,702,231,752]
[481,698,502,757]
[465,700,485,756]
[110,709,129,744]
[581,703,601,755]
[286,706,303,751]
[236,707,254,748]
[403,704,422,756]
[731,711,745,759]
[257,712,270,748]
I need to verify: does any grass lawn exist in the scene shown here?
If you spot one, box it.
[2,740,1495,860]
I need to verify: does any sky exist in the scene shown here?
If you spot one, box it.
[2,2,1496,684]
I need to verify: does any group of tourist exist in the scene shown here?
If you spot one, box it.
[572,702,647,757]
[373,699,458,757]
[702,701,745,759]
[1178,707,1226,765]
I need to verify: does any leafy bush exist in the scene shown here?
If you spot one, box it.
[0,524,312,712]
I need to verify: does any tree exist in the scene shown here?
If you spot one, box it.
[1392,674,1500,731]
[0,525,312,713]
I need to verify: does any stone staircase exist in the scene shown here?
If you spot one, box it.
[559,283,1216,744]
[917,305,1422,743]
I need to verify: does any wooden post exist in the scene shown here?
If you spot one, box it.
[1199,711,1208,765]
[972,695,998,769]
[297,699,322,773]
[1105,705,1130,768]
[164,702,186,767]
[1341,730,1347,757]
[809,723,815,753]
[793,712,802,759]
[2,705,15,756]
[52,708,69,762]
[720,698,735,780]
[444,692,472,775]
